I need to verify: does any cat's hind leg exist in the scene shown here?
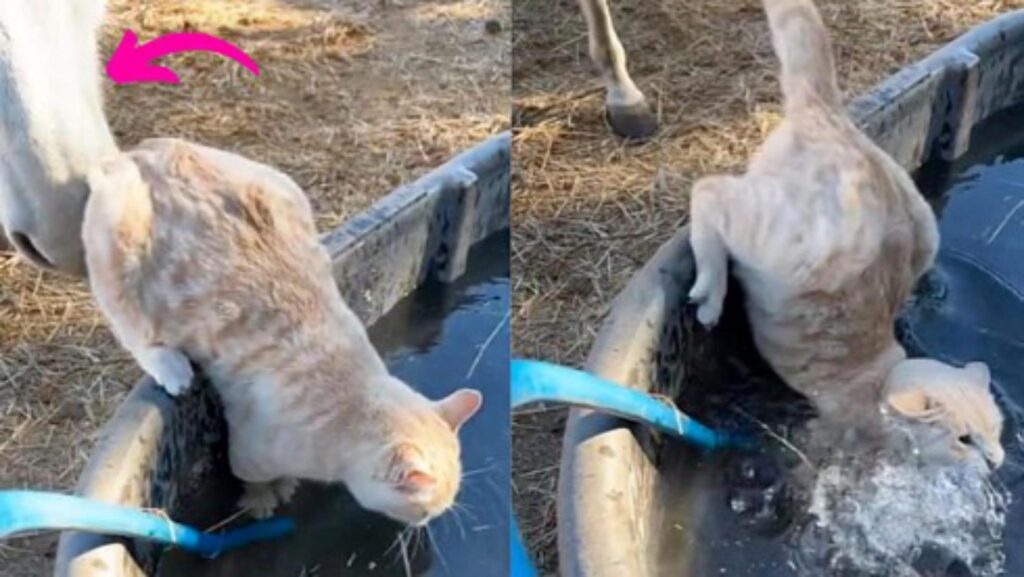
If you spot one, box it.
[688,176,742,327]
[83,155,195,397]
[229,437,295,517]
[237,479,297,518]
[273,478,300,504]
[239,482,281,519]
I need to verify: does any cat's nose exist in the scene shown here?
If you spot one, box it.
[986,446,1005,470]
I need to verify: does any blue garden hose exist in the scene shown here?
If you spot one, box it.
[510,358,749,576]
[511,517,537,577]
[512,359,748,450]
[0,490,295,558]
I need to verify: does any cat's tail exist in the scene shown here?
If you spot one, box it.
[763,0,842,114]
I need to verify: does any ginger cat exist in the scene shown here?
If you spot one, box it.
[83,138,483,524]
[687,0,1003,470]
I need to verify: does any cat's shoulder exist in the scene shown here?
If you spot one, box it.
[134,138,316,227]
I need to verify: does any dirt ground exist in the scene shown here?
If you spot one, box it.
[510,0,1024,573]
[0,1,507,575]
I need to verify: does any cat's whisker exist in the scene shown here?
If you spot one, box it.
[453,515,468,541]
[453,499,480,522]
[445,502,469,540]
[403,525,424,557]
[451,500,474,517]
[383,529,406,559]
[407,526,423,560]
[986,479,1004,495]
[425,524,450,575]
[995,471,1024,490]
[389,526,420,569]
[997,458,1024,473]
[462,464,497,479]
[482,473,505,499]
[398,530,413,577]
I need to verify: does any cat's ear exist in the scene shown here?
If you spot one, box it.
[885,389,944,423]
[389,443,437,494]
[964,362,991,389]
[436,389,483,432]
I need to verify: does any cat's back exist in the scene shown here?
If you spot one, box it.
[132,138,316,240]
[744,106,923,284]
[112,139,338,355]
[740,112,925,399]
[751,108,876,186]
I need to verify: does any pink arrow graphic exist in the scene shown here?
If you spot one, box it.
[106,30,261,85]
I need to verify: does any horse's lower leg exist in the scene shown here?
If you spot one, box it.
[578,0,658,139]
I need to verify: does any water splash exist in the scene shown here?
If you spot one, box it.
[796,457,1009,576]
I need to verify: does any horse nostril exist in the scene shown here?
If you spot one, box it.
[9,232,54,269]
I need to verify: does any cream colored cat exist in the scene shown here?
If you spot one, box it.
[82,138,483,524]
[884,359,1004,471]
[687,0,1003,468]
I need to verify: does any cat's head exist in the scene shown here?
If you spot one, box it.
[882,358,1004,471]
[345,385,483,526]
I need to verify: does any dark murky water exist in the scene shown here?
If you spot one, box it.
[654,107,1024,577]
[157,232,510,577]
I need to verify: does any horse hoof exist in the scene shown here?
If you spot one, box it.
[606,100,658,140]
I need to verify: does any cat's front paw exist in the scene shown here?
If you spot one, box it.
[688,272,727,328]
[689,286,725,327]
[239,482,280,519]
[695,300,724,327]
[140,347,194,396]
[156,362,194,396]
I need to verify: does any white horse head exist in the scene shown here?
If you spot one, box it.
[0,0,117,275]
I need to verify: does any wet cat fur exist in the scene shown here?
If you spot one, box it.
[687,0,1003,470]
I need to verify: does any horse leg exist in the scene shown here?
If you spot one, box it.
[578,0,658,139]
